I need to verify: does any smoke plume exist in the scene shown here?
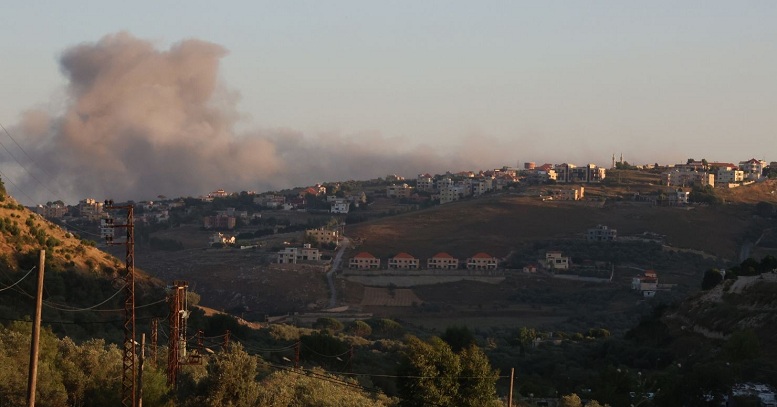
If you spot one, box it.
[6,32,492,204]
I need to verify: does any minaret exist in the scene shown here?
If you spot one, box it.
[612,154,616,169]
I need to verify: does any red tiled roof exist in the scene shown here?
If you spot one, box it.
[353,252,376,259]
[432,252,455,259]
[394,252,415,259]
[471,252,493,259]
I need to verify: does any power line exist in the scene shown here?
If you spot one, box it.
[0,266,36,292]
[0,123,62,199]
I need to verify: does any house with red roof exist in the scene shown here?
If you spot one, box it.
[466,252,499,270]
[427,252,459,270]
[349,252,381,269]
[388,252,420,269]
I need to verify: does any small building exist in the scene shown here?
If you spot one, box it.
[330,199,350,214]
[388,252,420,269]
[210,232,235,245]
[587,225,617,241]
[466,252,499,270]
[522,264,538,273]
[632,270,658,296]
[427,252,459,269]
[349,252,381,269]
[545,251,569,270]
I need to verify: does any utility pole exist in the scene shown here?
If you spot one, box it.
[102,200,136,407]
[26,250,45,407]
[137,333,145,407]
[166,281,188,387]
[507,368,514,407]
[294,342,300,369]
[150,319,158,366]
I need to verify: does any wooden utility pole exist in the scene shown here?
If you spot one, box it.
[138,333,145,407]
[26,250,45,407]
[507,368,514,407]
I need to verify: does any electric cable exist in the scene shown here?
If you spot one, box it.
[0,266,35,292]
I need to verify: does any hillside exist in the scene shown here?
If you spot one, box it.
[0,193,165,341]
[346,192,759,261]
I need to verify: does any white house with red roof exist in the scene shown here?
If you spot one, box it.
[388,252,420,269]
[349,252,381,269]
[466,252,499,270]
[632,270,658,297]
[427,252,459,269]
[739,158,767,180]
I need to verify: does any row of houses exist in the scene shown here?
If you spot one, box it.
[663,159,772,188]
[349,251,500,270]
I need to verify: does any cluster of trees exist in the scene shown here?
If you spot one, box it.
[702,255,777,290]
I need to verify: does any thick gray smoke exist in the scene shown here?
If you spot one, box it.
[8,32,487,204]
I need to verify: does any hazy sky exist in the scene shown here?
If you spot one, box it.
[1,1,776,204]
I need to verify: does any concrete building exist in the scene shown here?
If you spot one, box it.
[349,252,381,269]
[386,183,413,198]
[587,225,617,241]
[427,252,459,269]
[277,244,322,264]
[306,228,340,246]
[739,158,767,180]
[466,252,499,270]
[545,251,569,270]
[388,252,420,269]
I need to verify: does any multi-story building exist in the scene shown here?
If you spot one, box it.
[662,170,714,187]
[349,252,381,269]
[203,214,236,230]
[330,199,350,214]
[35,203,68,219]
[466,253,498,270]
[388,252,420,269]
[306,228,340,246]
[417,174,435,191]
[386,183,413,198]
[551,186,585,201]
[739,158,767,180]
[277,244,322,264]
[545,251,569,270]
[554,163,606,183]
[472,177,494,197]
[426,252,459,269]
[715,168,744,186]
[587,225,617,241]
[78,198,104,221]
[439,185,467,204]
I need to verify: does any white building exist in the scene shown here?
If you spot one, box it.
[587,225,617,241]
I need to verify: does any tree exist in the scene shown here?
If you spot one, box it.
[256,367,393,407]
[397,336,500,407]
[398,336,460,407]
[559,393,583,407]
[701,268,724,290]
[313,317,344,333]
[198,343,261,407]
[345,320,372,337]
[441,325,476,352]
[457,345,500,407]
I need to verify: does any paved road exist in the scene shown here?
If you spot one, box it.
[326,237,349,309]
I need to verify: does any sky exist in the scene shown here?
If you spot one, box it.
[1,1,776,204]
